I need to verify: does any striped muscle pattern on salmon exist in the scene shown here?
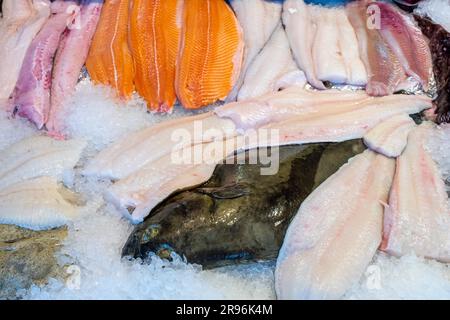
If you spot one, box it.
[176,0,244,109]
[86,0,134,99]
[129,0,182,112]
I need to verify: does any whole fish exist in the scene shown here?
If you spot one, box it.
[122,140,366,269]
[47,0,103,136]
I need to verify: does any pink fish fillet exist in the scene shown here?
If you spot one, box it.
[275,150,395,299]
[346,1,405,96]
[9,1,79,129]
[46,0,103,136]
[377,2,433,91]
[381,123,450,262]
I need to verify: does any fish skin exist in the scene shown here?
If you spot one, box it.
[381,123,450,262]
[276,150,395,300]
[237,23,306,101]
[128,0,182,112]
[0,0,50,104]
[346,1,404,96]
[9,1,78,129]
[47,0,103,136]
[0,135,86,190]
[377,2,432,91]
[83,112,236,180]
[363,113,415,158]
[0,177,80,231]
[283,0,326,90]
[176,0,244,109]
[86,0,134,100]
[227,0,282,101]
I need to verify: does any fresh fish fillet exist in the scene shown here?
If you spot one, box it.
[227,0,282,101]
[176,0,244,109]
[0,177,81,231]
[47,0,103,136]
[216,86,424,131]
[237,23,306,101]
[381,123,450,262]
[83,112,237,180]
[9,1,78,129]
[0,135,86,190]
[363,114,415,158]
[311,6,347,84]
[283,0,325,90]
[276,150,395,299]
[86,0,134,99]
[377,2,432,91]
[335,8,367,86]
[107,136,245,223]
[347,1,404,96]
[0,0,50,103]
[128,0,182,112]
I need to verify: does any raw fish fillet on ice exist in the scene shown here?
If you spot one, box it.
[237,23,306,101]
[175,0,244,109]
[363,114,415,158]
[0,177,81,231]
[0,0,50,103]
[276,150,395,299]
[0,136,86,190]
[283,0,325,90]
[108,137,244,223]
[86,0,134,100]
[128,0,182,111]
[9,0,78,129]
[381,123,450,262]
[47,0,103,136]
[377,2,433,91]
[227,0,282,101]
[347,1,405,96]
[83,112,236,180]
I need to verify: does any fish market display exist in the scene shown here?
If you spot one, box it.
[175,0,244,109]
[237,23,306,101]
[0,177,81,231]
[83,112,236,180]
[0,0,50,103]
[122,141,366,268]
[129,0,182,111]
[381,123,450,262]
[47,0,103,136]
[0,136,86,190]
[228,0,282,101]
[9,0,78,129]
[415,15,450,123]
[363,114,416,157]
[86,0,134,100]
[276,150,395,300]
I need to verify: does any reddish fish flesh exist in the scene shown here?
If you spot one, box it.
[47,0,103,136]
[381,123,450,262]
[276,150,395,299]
[9,1,78,129]
[363,113,415,158]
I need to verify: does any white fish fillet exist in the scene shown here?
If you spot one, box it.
[83,112,237,180]
[0,135,86,189]
[275,150,395,299]
[237,23,306,101]
[227,0,282,101]
[0,176,81,231]
[363,114,415,158]
[381,123,450,262]
[107,136,245,223]
[311,6,347,84]
[0,0,50,103]
[283,0,325,89]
